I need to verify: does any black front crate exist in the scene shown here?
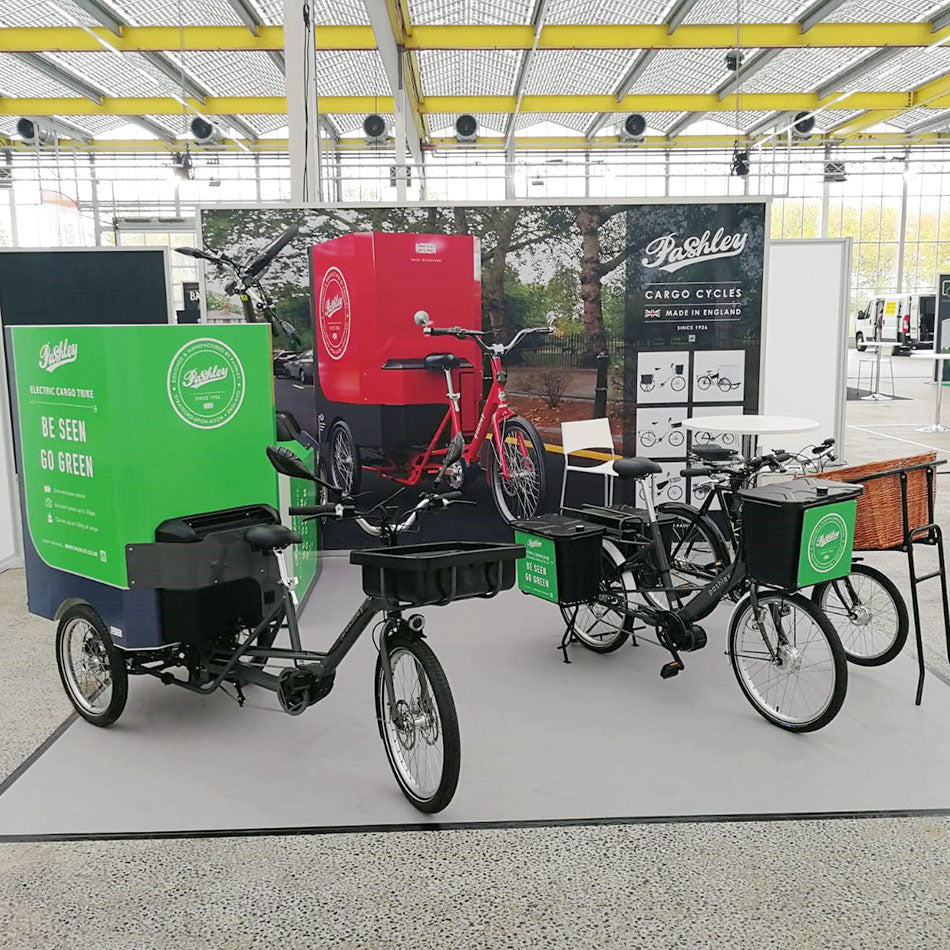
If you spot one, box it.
[511,514,605,605]
[350,541,525,607]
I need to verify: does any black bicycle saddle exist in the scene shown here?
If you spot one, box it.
[613,457,663,480]
[245,524,301,551]
[691,444,737,462]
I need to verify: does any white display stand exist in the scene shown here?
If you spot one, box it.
[763,238,851,450]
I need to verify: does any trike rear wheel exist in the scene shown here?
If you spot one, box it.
[375,634,460,813]
[488,416,547,523]
[728,591,847,733]
[56,604,128,727]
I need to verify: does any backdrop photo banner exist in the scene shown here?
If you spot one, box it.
[198,201,768,548]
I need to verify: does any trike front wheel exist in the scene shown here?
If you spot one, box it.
[327,420,362,496]
[728,591,847,733]
[375,635,460,813]
[489,416,547,522]
[56,604,128,726]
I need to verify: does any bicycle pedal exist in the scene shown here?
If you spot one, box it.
[660,661,683,679]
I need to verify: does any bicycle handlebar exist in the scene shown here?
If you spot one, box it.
[175,245,220,263]
[423,324,554,355]
[681,467,714,479]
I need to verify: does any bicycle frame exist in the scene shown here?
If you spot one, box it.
[128,549,408,712]
[364,351,517,486]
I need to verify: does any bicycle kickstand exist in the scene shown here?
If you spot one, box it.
[559,607,580,664]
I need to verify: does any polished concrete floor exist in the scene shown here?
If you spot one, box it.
[2,350,950,948]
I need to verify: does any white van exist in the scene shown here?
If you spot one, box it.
[855,293,935,353]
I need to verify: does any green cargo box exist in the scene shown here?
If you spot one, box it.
[512,514,604,605]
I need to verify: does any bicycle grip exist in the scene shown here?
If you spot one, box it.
[289,504,346,516]
[425,327,453,336]
[681,467,713,478]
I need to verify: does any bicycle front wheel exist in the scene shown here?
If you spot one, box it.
[729,591,847,732]
[489,416,547,522]
[375,635,460,813]
[812,563,908,666]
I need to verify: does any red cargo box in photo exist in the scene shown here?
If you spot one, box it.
[311,232,482,448]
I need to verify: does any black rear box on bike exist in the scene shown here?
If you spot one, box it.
[511,514,604,605]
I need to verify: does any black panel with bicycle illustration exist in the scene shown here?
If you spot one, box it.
[623,201,767,505]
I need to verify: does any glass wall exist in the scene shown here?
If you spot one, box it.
[6,140,950,325]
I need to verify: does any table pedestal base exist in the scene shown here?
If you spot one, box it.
[861,392,893,401]
[915,423,950,433]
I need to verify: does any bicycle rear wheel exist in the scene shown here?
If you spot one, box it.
[643,503,730,609]
[559,542,633,653]
[812,563,908,666]
[728,591,847,732]
[375,634,460,813]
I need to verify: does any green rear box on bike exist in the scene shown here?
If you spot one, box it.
[511,514,604,605]
[738,478,863,590]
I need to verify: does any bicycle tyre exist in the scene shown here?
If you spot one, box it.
[56,604,128,727]
[640,431,657,448]
[646,502,731,610]
[488,416,547,522]
[812,563,908,666]
[671,375,686,392]
[717,377,733,393]
[669,429,684,447]
[728,591,848,733]
[327,420,362,496]
[375,634,460,814]
[697,376,711,390]
[559,542,633,653]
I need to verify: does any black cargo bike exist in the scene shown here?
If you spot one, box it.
[56,435,523,813]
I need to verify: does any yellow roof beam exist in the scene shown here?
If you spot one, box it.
[3,92,948,117]
[2,21,950,53]
[9,131,948,153]
[832,70,950,137]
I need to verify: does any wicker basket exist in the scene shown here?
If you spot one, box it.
[817,452,937,550]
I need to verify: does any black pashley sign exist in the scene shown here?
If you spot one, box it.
[622,202,767,492]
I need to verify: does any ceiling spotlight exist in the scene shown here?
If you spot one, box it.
[792,111,816,140]
[619,113,647,144]
[725,50,744,72]
[363,113,391,146]
[190,116,224,146]
[16,117,56,146]
[731,146,750,178]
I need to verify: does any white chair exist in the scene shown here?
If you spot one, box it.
[560,418,618,509]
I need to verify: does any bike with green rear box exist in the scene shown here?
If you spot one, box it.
[514,457,863,733]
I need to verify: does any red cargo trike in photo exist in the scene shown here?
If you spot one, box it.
[311,232,552,522]
[328,312,553,522]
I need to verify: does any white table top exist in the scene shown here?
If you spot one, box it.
[912,351,950,361]
[683,414,821,436]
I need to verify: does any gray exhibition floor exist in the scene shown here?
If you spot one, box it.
[1,556,949,838]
